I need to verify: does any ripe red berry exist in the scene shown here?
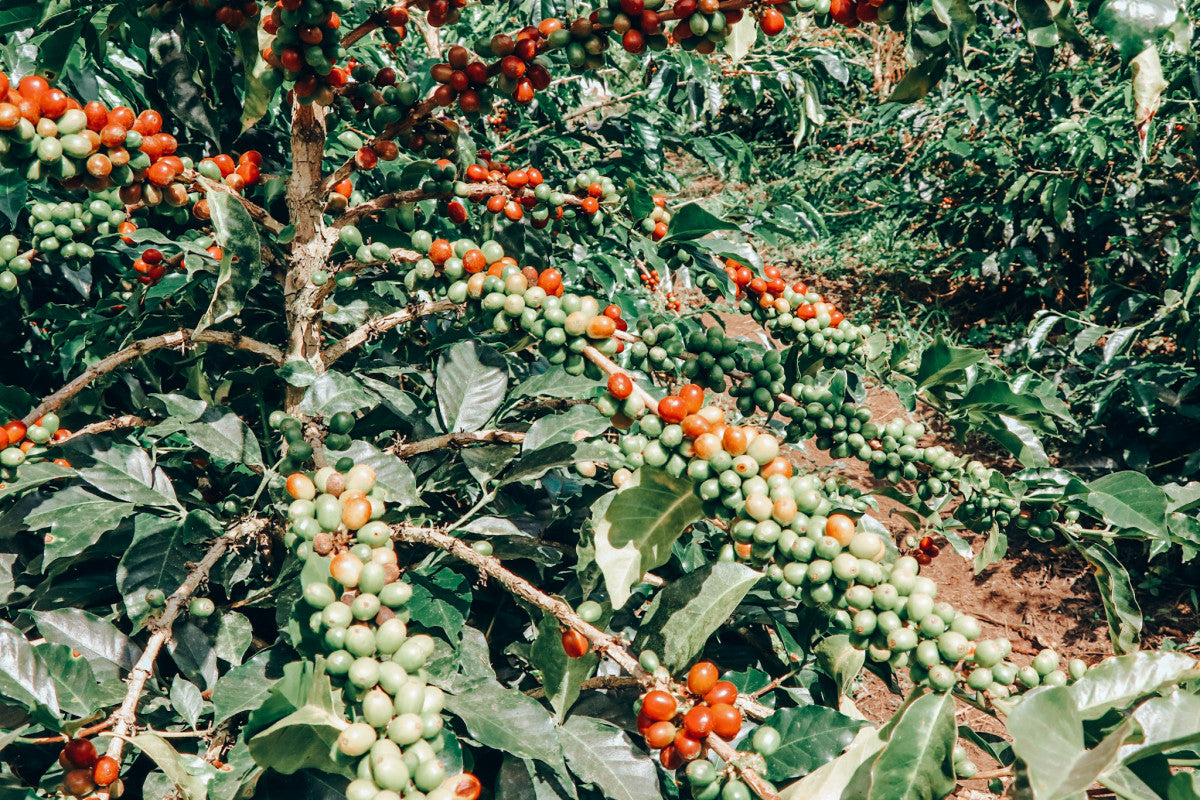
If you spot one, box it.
[687,661,719,696]
[63,738,98,769]
[641,690,677,721]
[561,628,589,658]
[607,373,633,400]
[703,681,738,706]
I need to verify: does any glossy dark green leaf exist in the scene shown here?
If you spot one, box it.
[405,564,472,639]
[590,468,705,608]
[762,705,868,781]
[437,341,508,432]
[444,679,564,765]
[558,716,660,800]
[194,189,263,336]
[0,620,59,723]
[247,660,351,777]
[660,202,736,242]
[867,692,956,800]
[1092,0,1179,54]
[299,371,379,417]
[33,608,140,682]
[631,561,761,671]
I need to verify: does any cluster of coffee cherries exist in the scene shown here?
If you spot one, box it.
[190,0,261,28]
[904,534,942,566]
[326,177,365,214]
[338,223,395,268]
[679,325,739,393]
[0,235,32,292]
[563,168,621,224]
[0,414,72,477]
[467,27,556,105]
[626,322,686,376]
[340,64,421,132]
[448,258,627,376]
[192,150,264,217]
[640,194,672,240]
[429,45,500,114]
[0,74,187,197]
[53,738,122,798]
[459,155,558,227]
[729,348,786,417]
[27,192,125,263]
[260,0,351,105]
[635,662,743,769]
[664,0,747,54]
[284,462,482,800]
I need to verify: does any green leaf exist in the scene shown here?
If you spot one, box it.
[779,726,884,800]
[35,641,115,717]
[148,405,263,468]
[1015,0,1061,47]
[913,337,987,391]
[405,564,472,639]
[247,659,350,777]
[523,405,610,452]
[170,675,204,729]
[437,341,508,433]
[65,440,180,508]
[33,608,140,683]
[762,705,869,782]
[0,620,59,723]
[589,468,705,608]
[509,368,602,400]
[724,12,758,64]
[661,202,736,242]
[214,612,253,666]
[497,756,578,800]
[1067,651,1198,719]
[24,487,134,567]
[930,0,977,62]
[886,57,948,103]
[194,190,263,336]
[1086,471,1167,537]
[867,692,956,800]
[558,716,660,800]
[278,360,319,387]
[299,371,379,417]
[128,732,220,799]
[213,649,285,725]
[530,612,596,723]
[631,561,761,672]
[237,25,276,131]
[1092,0,1179,54]
[815,635,866,698]
[1009,686,1138,800]
[1076,542,1142,654]
[444,679,564,766]
[1123,691,1200,763]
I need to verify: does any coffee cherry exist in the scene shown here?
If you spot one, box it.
[561,628,589,658]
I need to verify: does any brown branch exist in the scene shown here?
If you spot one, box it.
[580,344,658,409]
[49,416,154,446]
[335,183,584,229]
[95,518,267,800]
[190,174,286,235]
[23,331,284,427]
[393,523,779,799]
[524,675,642,699]
[340,12,384,48]
[22,717,114,745]
[388,430,526,458]
[323,299,458,365]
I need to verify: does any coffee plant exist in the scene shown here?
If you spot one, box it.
[0,0,1197,799]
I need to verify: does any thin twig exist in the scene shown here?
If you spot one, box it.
[388,430,527,458]
[323,299,458,365]
[49,416,154,446]
[525,675,642,699]
[95,518,267,800]
[24,331,284,427]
